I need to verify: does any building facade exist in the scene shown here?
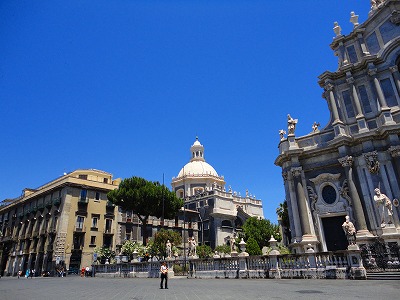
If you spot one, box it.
[275,0,400,253]
[0,169,121,276]
[171,137,264,249]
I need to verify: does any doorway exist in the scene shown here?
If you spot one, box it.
[321,216,348,251]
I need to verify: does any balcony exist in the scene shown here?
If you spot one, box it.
[74,225,86,233]
[104,228,114,235]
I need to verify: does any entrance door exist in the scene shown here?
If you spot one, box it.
[321,216,348,251]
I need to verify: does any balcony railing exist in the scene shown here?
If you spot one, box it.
[104,228,113,234]
[74,225,86,232]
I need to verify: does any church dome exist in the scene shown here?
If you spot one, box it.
[177,137,219,178]
[178,160,218,177]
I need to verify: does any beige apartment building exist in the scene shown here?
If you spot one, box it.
[0,169,121,276]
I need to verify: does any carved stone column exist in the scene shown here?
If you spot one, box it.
[291,167,311,235]
[347,75,368,132]
[389,65,400,95]
[324,83,340,123]
[324,82,347,137]
[338,156,371,239]
[285,170,302,241]
[368,67,395,125]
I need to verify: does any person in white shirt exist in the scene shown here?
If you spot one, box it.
[160,262,168,289]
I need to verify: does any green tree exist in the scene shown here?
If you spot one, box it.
[94,246,116,264]
[196,244,213,258]
[120,240,147,260]
[107,176,183,245]
[148,229,182,259]
[241,217,280,250]
[214,244,231,255]
[245,236,262,255]
[276,200,291,244]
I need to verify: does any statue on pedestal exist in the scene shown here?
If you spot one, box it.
[374,188,394,227]
[188,237,197,257]
[287,114,298,135]
[166,240,172,259]
[342,215,356,246]
[230,232,237,253]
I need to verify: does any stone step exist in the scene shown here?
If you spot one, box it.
[367,272,400,280]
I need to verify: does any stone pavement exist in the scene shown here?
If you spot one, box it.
[0,275,398,300]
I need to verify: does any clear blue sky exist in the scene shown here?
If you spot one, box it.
[0,1,370,222]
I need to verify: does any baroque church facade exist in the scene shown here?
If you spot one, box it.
[275,0,400,253]
[171,137,264,249]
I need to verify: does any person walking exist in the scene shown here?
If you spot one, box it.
[160,262,168,289]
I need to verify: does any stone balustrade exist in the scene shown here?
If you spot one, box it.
[93,249,366,280]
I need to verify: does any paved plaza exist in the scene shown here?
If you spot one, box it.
[0,275,398,300]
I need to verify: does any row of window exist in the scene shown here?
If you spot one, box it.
[75,216,112,232]
[340,75,399,120]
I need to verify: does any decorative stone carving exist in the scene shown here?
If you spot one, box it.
[363,151,380,174]
[390,10,400,25]
[350,12,359,27]
[309,173,340,186]
[287,114,298,135]
[333,22,342,37]
[338,156,353,167]
[312,122,320,133]
[339,179,352,206]
[290,167,302,178]
[346,76,355,85]
[367,68,377,77]
[282,172,288,182]
[279,129,286,141]
[389,65,399,73]
[307,186,318,211]
[388,145,400,157]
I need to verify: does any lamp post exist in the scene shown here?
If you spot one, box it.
[183,204,186,275]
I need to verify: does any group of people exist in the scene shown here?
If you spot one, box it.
[17,269,34,278]
[80,266,91,277]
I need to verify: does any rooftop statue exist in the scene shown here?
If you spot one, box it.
[287,114,298,135]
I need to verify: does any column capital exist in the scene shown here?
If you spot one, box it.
[338,155,353,167]
[346,76,355,85]
[324,83,334,92]
[388,145,400,157]
[290,167,303,178]
[390,65,399,73]
[368,68,377,77]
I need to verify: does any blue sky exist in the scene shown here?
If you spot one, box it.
[0,1,371,222]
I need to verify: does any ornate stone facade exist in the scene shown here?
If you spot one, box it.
[276,0,400,253]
